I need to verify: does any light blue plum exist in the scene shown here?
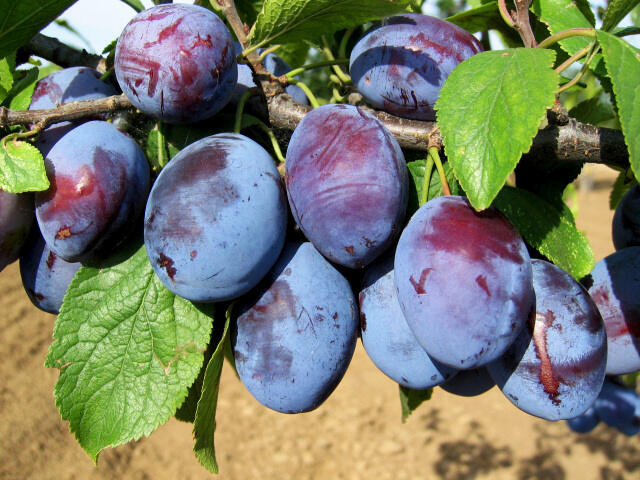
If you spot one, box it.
[359,251,457,389]
[0,190,34,272]
[488,260,607,421]
[594,379,640,436]
[35,121,150,263]
[144,133,287,302]
[567,406,600,434]
[232,242,359,413]
[612,185,640,250]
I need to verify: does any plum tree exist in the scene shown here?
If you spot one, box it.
[394,195,534,369]
[487,260,607,421]
[231,242,358,413]
[349,13,483,120]
[35,120,150,262]
[144,133,287,302]
[115,3,237,123]
[286,103,408,269]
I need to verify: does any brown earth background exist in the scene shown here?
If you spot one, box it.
[2,165,639,480]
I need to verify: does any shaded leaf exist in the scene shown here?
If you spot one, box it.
[400,386,432,423]
[602,0,640,32]
[531,0,594,56]
[0,138,49,192]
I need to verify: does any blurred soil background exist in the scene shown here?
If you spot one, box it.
[2,164,639,480]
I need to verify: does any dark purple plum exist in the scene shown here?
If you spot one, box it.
[394,195,534,369]
[487,260,607,421]
[439,367,495,397]
[286,104,407,269]
[19,229,81,314]
[585,247,640,375]
[567,406,600,434]
[594,378,640,436]
[35,120,150,262]
[233,42,308,105]
[0,190,34,272]
[359,251,457,389]
[612,185,640,250]
[349,13,482,121]
[144,133,287,303]
[231,242,359,413]
[115,3,237,124]
[29,66,118,156]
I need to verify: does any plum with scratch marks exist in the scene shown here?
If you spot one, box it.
[232,242,359,413]
[114,3,237,124]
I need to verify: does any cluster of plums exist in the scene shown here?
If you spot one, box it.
[2,3,638,426]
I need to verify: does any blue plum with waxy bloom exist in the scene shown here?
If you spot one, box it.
[394,195,534,369]
[487,260,607,421]
[359,251,457,389]
[349,13,482,121]
[144,133,287,303]
[286,103,408,269]
[0,190,34,272]
[232,242,359,414]
[612,185,640,250]
[115,3,237,124]
[35,120,150,263]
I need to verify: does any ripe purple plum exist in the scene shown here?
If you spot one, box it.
[394,195,534,369]
[612,185,640,250]
[29,66,117,155]
[487,260,607,421]
[286,104,408,269]
[567,406,600,434]
[440,367,495,397]
[232,242,359,413]
[349,13,482,120]
[585,247,640,375]
[35,120,150,262]
[115,3,237,124]
[359,251,457,389]
[19,229,81,314]
[144,133,287,303]
[0,190,34,272]
[594,378,640,436]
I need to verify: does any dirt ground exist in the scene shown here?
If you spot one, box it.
[2,164,639,480]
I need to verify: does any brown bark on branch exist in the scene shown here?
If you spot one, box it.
[24,34,107,74]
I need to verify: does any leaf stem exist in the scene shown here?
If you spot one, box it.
[234,90,254,133]
[498,0,516,29]
[429,147,450,196]
[286,79,320,108]
[554,43,593,75]
[322,39,351,85]
[537,28,596,50]
[156,122,167,169]
[256,122,286,164]
[420,155,435,207]
[557,44,601,93]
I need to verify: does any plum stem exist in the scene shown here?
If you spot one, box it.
[286,79,320,108]
[558,44,600,94]
[156,123,168,170]
[537,28,597,50]
[285,59,350,79]
[429,147,450,196]
[256,121,286,164]
[234,90,254,134]
[420,154,435,207]
[554,43,593,75]
[322,39,352,85]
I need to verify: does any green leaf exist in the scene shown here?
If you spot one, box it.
[436,48,559,210]
[568,95,616,126]
[399,386,432,423]
[597,31,640,183]
[249,0,411,48]
[45,243,213,461]
[120,0,145,13]
[7,67,39,111]
[0,1,79,59]
[275,42,311,69]
[494,186,595,280]
[602,0,640,32]
[609,169,636,210]
[235,0,266,26]
[193,303,232,474]
[0,138,49,192]
[0,54,15,102]
[531,0,594,56]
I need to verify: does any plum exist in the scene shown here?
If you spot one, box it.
[144,133,287,303]
[612,184,640,250]
[285,103,408,269]
[394,195,534,369]
[19,229,81,314]
[594,379,640,436]
[233,42,309,105]
[440,367,495,397]
[232,242,359,413]
[115,3,237,124]
[487,260,607,421]
[359,251,457,389]
[0,190,34,272]
[35,120,150,262]
[567,406,600,434]
[585,247,640,375]
[349,13,482,120]
[29,66,117,156]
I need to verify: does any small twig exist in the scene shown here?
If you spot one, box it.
[512,0,537,48]
[25,33,107,73]
[498,0,516,29]
[537,28,596,50]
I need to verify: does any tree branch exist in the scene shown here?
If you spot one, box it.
[24,34,107,73]
[513,0,537,48]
